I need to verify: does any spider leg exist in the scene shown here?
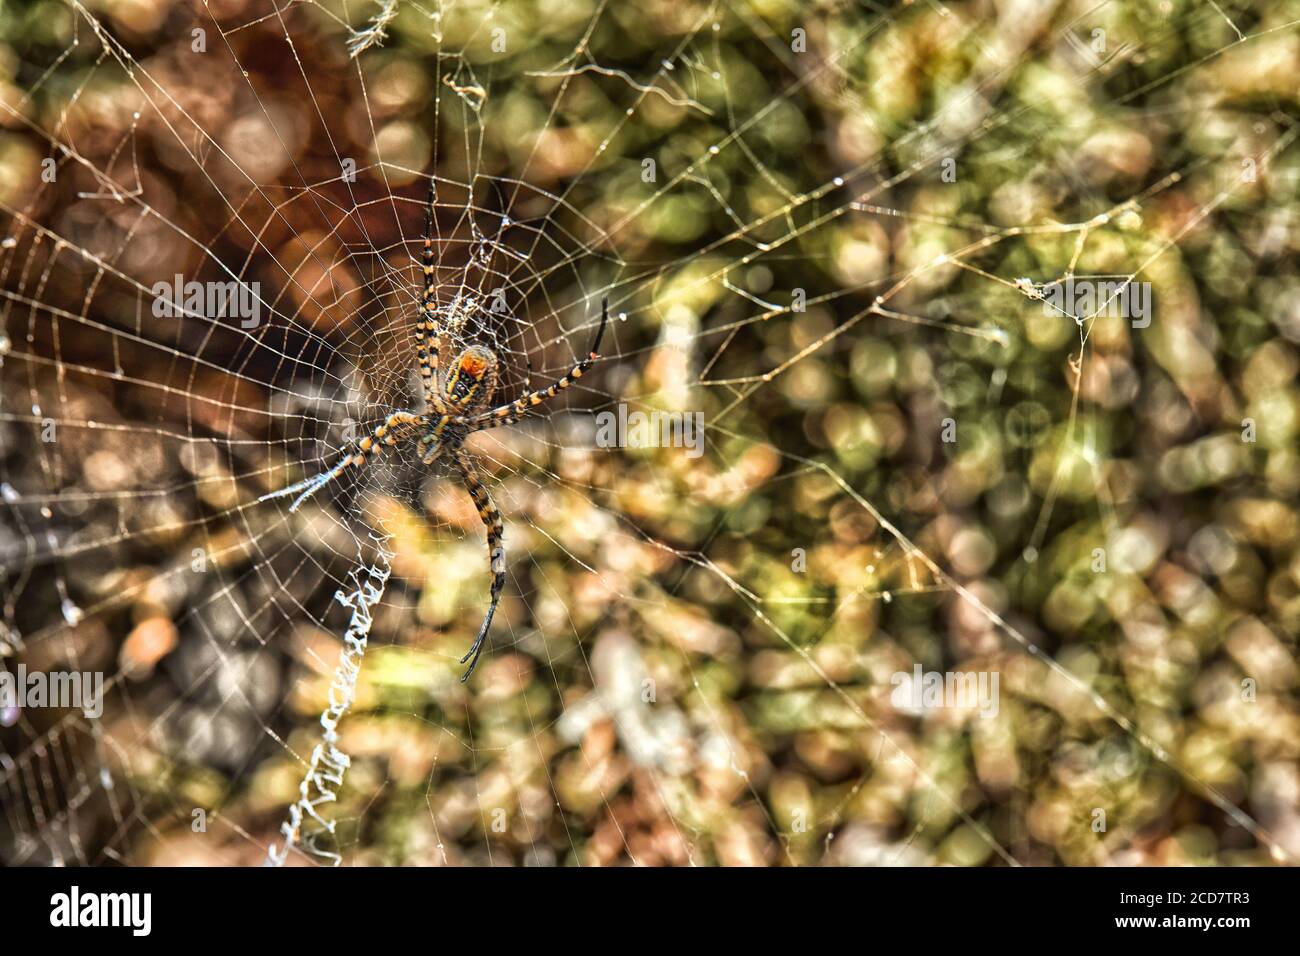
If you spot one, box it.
[259,411,423,512]
[473,295,609,430]
[418,175,447,416]
[417,430,444,465]
[454,450,505,682]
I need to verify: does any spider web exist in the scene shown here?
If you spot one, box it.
[1,0,1297,866]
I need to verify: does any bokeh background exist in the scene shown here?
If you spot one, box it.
[0,0,1298,866]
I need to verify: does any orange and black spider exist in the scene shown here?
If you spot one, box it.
[260,179,609,682]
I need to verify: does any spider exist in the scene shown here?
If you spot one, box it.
[260,182,608,682]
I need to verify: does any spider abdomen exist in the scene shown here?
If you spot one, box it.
[443,345,498,412]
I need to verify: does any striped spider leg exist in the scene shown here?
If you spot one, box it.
[417,174,447,417]
[258,410,425,512]
[448,297,609,680]
[451,448,504,680]
[471,297,608,432]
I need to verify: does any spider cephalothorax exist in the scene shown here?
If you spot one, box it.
[260,179,609,681]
